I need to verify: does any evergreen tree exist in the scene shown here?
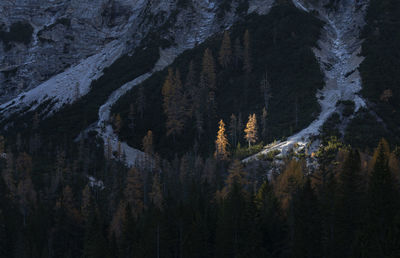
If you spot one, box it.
[275,159,305,211]
[290,179,322,257]
[215,119,229,160]
[200,48,217,133]
[142,130,154,155]
[218,31,232,68]
[260,70,272,111]
[124,167,144,216]
[83,211,109,258]
[333,149,365,257]
[137,85,146,119]
[356,139,400,256]
[114,113,122,134]
[229,114,238,148]
[162,68,187,138]
[233,37,243,68]
[216,160,249,257]
[243,29,252,75]
[254,180,287,256]
[244,113,258,147]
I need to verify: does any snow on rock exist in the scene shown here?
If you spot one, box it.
[0,40,125,119]
[244,0,369,163]
[88,176,105,190]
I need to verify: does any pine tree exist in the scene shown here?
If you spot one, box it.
[184,60,196,117]
[83,212,109,258]
[333,149,365,257]
[150,173,163,211]
[254,180,287,256]
[243,29,252,75]
[137,85,146,119]
[233,38,243,68]
[128,103,135,130]
[218,31,232,68]
[81,184,92,221]
[114,114,122,134]
[216,160,249,257]
[261,108,268,142]
[275,159,305,211]
[142,130,154,155]
[215,119,229,160]
[290,179,322,257]
[162,68,186,138]
[229,114,238,147]
[260,70,272,111]
[225,160,247,194]
[244,113,258,147]
[125,168,144,216]
[200,48,217,132]
[356,139,400,256]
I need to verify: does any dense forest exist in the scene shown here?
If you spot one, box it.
[1,1,400,257]
[1,125,400,257]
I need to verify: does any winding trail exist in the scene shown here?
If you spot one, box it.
[244,0,369,162]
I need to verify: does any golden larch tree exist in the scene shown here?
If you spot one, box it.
[244,113,258,147]
[215,119,229,160]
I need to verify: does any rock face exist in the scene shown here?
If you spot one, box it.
[0,0,274,117]
[0,0,142,102]
[0,0,273,104]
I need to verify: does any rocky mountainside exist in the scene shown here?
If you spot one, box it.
[0,0,398,165]
[0,0,270,104]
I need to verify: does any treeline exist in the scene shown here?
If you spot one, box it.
[1,132,400,257]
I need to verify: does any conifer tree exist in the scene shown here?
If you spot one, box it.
[114,114,122,134]
[184,60,196,117]
[128,103,135,130]
[142,130,154,155]
[275,159,305,211]
[225,160,247,194]
[150,173,163,211]
[243,29,252,75]
[254,180,286,256]
[244,113,258,147]
[260,70,272,111]
[162,68,187,138]
[333,149,365,257]
[233,38,243,68]
[200,48,217,132]
[216,160,249,257]
[137,86,146,119]
[229,114,238,147]
[358,139,400,256]
[125,167,144,216]
[81,184,92,221]
[215,119,229,160]
[218,31,232,68]
[290,179,322,257]
[261,108,268,142]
